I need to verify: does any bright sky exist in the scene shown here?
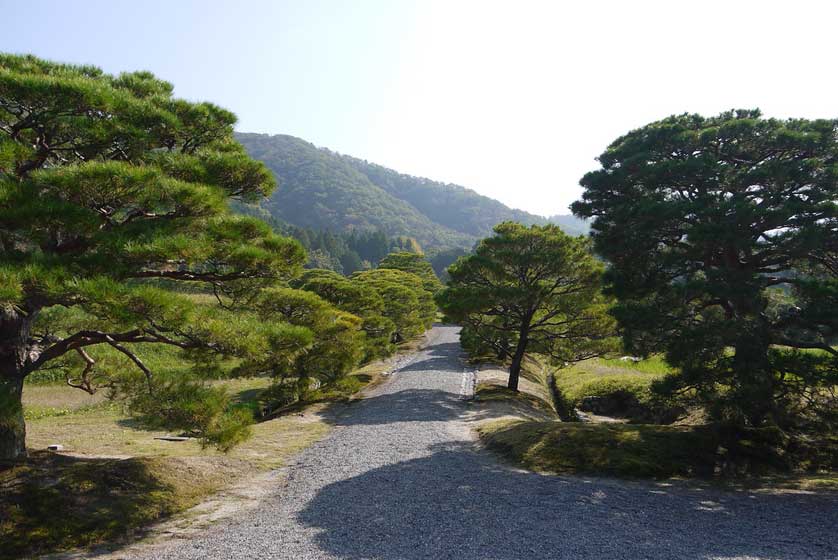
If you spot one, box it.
[3,0,838,216]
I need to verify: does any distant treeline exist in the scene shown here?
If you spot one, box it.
[290,226,471,281]
[232,201,421,274]
[286,226,423,275]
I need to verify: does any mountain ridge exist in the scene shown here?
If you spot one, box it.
[235,132,588,250]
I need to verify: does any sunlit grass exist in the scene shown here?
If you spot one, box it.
[595,354,675,375]
[475,382,556,416]
[548,357,674,421]
[8,374,329,559]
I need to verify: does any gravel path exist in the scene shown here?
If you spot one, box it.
[119,325,837,560]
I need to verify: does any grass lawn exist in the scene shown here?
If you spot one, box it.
[3,377,329,559]
[477,419,717,478]
[477,419,838,491]
[474,356,836,490]
[548,356,686,423]
[474,382,557,418]
[553,357,669,404]
[2,453,249,559]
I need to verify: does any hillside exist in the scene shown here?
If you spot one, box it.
[235,133,588,250]
[340,158,547,238]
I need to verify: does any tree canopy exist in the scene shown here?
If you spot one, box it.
[293,268,395,360]
[572,109,838,428]
[378,252,443,294]
[0,55,301,459]
[0,55,443,460]
[257,287,365,393]
[437,222,615,390]
[351,268,436,342]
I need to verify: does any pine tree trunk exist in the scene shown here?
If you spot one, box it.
[730,286,774,428]
[0,308,34,462]
[732,327,774,427]
[507,329,529,392]
[0,376,25,461]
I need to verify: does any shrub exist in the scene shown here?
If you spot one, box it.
[257,374,369,418]
[256,380,307,417]
[479,419,835,479]
[122,377,253,451]
[202,408,254,452]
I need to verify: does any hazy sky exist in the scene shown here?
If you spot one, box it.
[3,0,838,215]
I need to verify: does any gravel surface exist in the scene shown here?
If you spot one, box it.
[118,325,837,560]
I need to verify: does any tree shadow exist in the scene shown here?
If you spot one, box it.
[0,451,174,559]
[395,341,466,373]
[327,388,482,426]
[230,386,265,404]
[297,441,838,559]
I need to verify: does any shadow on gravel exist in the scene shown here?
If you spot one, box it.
[333,389,493,426]
[396,342,465,373]
[298,442,838,560]
[325,335,485,427]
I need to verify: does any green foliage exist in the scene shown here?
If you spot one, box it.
[4,376,328,558]
[256,381,304,413]
[235,213,431,276]
[0,54,310,456]
[293,268,396,359]
[378,252,443,294]
[203,407,254,452]
[257,287,366,387]
[345,228,390,265]
[437,222,617,390]
[560,374,656,408]
[123,377,253,452]
[352,268,437,341]
[234,133,473,250]
[553,361,682,424]
[339,250,364,275]
[429,247,469,282]
[257,370,372,418]
[334,142,589,238]
[573,109,838,429]
[389,235,423,254]
[595,355,674,375]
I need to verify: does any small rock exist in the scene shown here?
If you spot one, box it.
[47,444,64,451]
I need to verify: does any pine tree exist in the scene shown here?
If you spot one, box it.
[572,110,838,427]
[379,252,443,294]
[437,222,615,390]
[0,55,306,460]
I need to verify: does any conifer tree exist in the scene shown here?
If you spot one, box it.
[379,252,443,294]
[437,223,615,390]
[573,110,838,427]
[0,55,306,459]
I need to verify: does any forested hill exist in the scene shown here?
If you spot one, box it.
[235,132,588,250]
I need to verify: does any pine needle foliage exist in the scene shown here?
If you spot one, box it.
[0,54,309,457]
